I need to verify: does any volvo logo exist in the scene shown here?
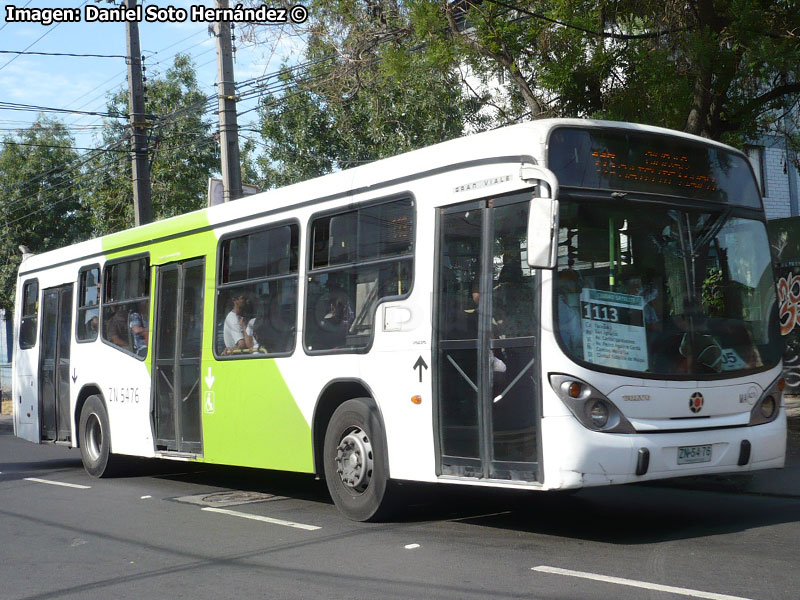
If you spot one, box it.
[689,392,704,413]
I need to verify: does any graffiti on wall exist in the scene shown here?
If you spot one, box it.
[778,271,800,335]
[778,271,800,390]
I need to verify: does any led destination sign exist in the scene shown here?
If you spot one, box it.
[591,149,717,193]
[548,126,761,208]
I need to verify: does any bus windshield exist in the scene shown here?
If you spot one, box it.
[554,199,781,376]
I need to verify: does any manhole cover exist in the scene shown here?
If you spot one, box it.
[173,490,285,507]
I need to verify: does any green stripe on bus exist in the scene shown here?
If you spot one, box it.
[201,358,313,472]
[101,211,312,472]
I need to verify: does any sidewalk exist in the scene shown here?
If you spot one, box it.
[2,398,800,497]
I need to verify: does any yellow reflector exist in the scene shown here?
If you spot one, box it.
[411,395,422,405]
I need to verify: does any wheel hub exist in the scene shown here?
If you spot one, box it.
[335,427,374,493]
[86,414,103,462]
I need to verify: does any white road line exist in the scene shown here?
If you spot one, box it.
[201,507,321,531]
[24,477,91,490]
[532,566,754,600]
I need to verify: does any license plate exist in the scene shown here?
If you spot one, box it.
[677,444,712,465]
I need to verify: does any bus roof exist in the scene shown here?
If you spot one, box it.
[18,118,742,276]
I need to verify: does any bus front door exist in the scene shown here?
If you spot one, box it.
[153,259,205,454]
[435,194,540,482]
[39,284,73,443]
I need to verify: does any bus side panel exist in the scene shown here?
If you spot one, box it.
[360,329,436,482]
[78,343,155,457]
[364,223,437,483]
[200,356,314,472]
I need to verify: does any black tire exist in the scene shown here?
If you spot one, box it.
[323,398,394,521]
[78,395,117,478]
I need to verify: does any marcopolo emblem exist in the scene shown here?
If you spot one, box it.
[689,392,704,413]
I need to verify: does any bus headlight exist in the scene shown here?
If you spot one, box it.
[549,374,635,433]
[589,400,609,428]
[749,376,784,426]
[760,396,776,419]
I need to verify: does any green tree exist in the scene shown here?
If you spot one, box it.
[85,55,218,235]
[250,0,469,187]
[0,118,90,312]
[244,0,798,153]
[425,0,800,144]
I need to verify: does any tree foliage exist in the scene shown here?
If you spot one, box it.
[252,0,470,187]
[0,118,90,312]
[424,0,800,144]
[244,0,799,166]
[85,54,218,235]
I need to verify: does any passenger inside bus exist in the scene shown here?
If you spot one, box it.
[317,287,353,349]
[223,291,247,353]
[128,300,149,357]
[107,306,131,351]
[245,297,271,353]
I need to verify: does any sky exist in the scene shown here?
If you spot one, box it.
[0,0,303,151]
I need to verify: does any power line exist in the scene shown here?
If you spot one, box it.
[0,50,128,59]
[1,153,131,230]
[0,23,65,73]
[0,0,32,35]
[0,0,92,73]
[0,102,127,119]
[0,140,129,153]
[67,43,217,135]
[0,135,132,215]
[142,29,206,60]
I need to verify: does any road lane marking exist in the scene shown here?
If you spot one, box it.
[532,566,754,600]
[201,506,321,531]
[404,543,420,549]
[24,477,91,490]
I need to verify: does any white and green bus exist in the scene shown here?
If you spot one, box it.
[12,119,786,520]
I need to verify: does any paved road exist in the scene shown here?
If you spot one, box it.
[2,417,800,600]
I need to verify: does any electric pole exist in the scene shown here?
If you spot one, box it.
[125,0,152,226]
[215,0,243,202]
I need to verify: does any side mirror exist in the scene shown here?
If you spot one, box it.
[521,165,560,269]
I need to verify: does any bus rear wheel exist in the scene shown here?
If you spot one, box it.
[323,399,393,521]
[79,395,117,478]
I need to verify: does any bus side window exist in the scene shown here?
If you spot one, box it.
[305,198,414,353]
[215,223,299,357]
[76,266,100,342]
[19,279,39,349]
[102,257,150,358]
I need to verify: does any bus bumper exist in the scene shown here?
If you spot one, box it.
[544,410,787,490]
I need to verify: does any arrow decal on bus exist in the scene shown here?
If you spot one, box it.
[413,356,428,382]
[205,367,215,389]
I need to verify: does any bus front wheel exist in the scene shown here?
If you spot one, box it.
[323,399,393,521]
[78,395,117,478]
